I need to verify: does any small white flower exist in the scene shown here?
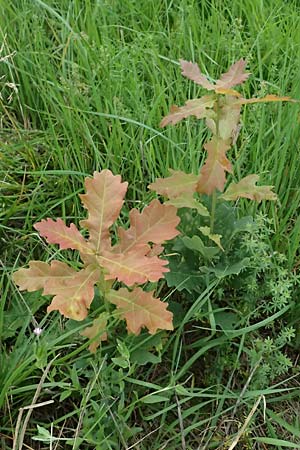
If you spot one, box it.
[33,327,43,336]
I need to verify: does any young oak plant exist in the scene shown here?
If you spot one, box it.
[13,170,180,352]
[149,58,295,239]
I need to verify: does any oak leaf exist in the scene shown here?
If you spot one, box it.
[160,96,215,127]
[115,199,180,253]
[107,287,173,335]
[79,170,128,254]
[13,170,180,336]
[12,261,58,292]
[218,97,242,141]
[180,59,249,94]
[46,265,100,320]
[98,246,169,286]
[239,94,295,105]
[34,218,90,254]
[215,59,250,89]
[80,313,108,353]
[148,169,199,198]
[220,174,278,202]
[197,137,232,194]
[180,59,215,90]
[13,261,100,321]
[205,97,242,142]
[165,192,209,216]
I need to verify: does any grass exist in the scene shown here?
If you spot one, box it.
[1,0,300,448]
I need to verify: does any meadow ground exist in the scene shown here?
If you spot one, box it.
[1,1,300,448]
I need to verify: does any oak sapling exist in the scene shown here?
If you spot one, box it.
[150,58,295,239]
[13,169,180,352]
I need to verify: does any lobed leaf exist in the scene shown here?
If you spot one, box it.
[165,192,209,216]
[149,169,199,199]
[34,218,90,254]
[46,265,101,320]
[197,137,232,194]
[13,169,181,335]
[13,261,100,321]
[79,170,128,254]
[107,287,173,335]
[239,94,295,105]
[99,246,169,286]
[115,199,180,253]
[179,59,249,95]
[179,59,215,90]
[220,174,278,202]
[80,313,108,353]
[218,96,242,141]
[146,244,164,257]
[13,261,58,292]
[215,59,250,89]
[160,96,215,127]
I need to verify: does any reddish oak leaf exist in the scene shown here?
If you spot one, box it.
[13,260,77,294]
[149,169,199,198]
[220,174,278,203]
[99,246,169,286]
[180,59,215,90]
[13,170,180,339]
[146,244,164,257]
[115,199,180,253]
[80,170,128,254]
[215,59,250,89]
[13,261,56,292]
[160,96,215,127]
[80,313,108,353]
[205,97,242,142]
[107,287,173,335]
[197,137,232,194]
[218,97,242,141]
[34,218,90,254]
[13,261,99,321]
[46,265,101,320]
[180,59,249,94]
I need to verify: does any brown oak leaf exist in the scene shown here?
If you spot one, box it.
[34,218,90,254]
[197,137,232,194]
[99,246,169,286]
[107,287,173,335]
[80,313,108,353]
[80,170,128,254]
[115,199,180,253]
[179,59,215,90]
[220,174,278,203]
[160,96,215,127]
[149,169,199,198]
[215,59,250,89]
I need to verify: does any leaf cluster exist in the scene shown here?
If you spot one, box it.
[152,58,295,207]
[13,170,180,351]
[149,57,296,298]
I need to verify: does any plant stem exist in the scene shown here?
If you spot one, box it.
[210,96,220,232]
[210,189,217,232]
